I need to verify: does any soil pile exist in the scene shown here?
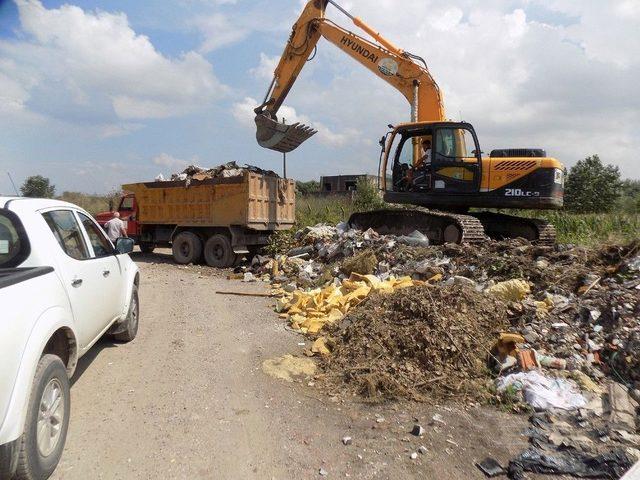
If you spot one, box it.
[321,284,509,401]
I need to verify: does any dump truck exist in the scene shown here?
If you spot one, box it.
[96,171,295,267]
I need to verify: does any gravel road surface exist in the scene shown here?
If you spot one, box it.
[50,250,532,479]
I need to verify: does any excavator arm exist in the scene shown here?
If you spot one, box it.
[254,0,445,153]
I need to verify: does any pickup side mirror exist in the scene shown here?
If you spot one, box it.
[115,237,135,255]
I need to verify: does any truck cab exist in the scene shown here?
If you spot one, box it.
[95,193,139,239]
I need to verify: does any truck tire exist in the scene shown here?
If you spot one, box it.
[139,243,155,254]
[172,232,202,264]
[14,354,70,480]
[113,285,139,342]
[204,234,236,268]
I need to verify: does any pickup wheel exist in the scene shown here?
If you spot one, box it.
[15,354,70,480]
[139,243,155,254]
[204,234,236,268]
[113,285,139,342]
[172,232,203,264]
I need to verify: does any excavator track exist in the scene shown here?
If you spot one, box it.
[469,212,557,246]
[348,208,556,246]
[348,207,488,245]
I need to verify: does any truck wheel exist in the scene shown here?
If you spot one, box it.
[204,234,236,268]
[113,286,139,342]
[139,243,155,254]
[15,354,70,480]
[172,232,202,264]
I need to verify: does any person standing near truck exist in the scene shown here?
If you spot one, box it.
[104,212,128,242]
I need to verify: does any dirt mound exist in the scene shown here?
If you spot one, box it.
[321,284,509,402]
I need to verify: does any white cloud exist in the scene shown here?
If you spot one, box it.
[232,97,359,148]
[0,0,228,130]
[250,53,279,80]
[152,153,191,169]
[195,13,249,53]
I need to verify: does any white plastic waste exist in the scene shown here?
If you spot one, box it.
[497,371,587,410]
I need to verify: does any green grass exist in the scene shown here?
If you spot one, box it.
[511,210,640,245]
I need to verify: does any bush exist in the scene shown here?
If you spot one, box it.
[296,180,320,195]
[353,177,384,212]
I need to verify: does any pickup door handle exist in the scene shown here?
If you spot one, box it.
[103,270,110,277]
[71,278,83,287]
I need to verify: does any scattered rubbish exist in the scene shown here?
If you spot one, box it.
[476,457,505,478]
[431,414,446,426]
[261,355,316,382]
[497,371,586,410]
[216,291,274,298]
[319,467,328,476]
[410,452,418,460]
[507,448,633,480]
[243,272,256,282]
[605,383,639,433]
[341,436,352,446]
[411,424,425,436]
[418,446,428,455]
[396,230,430,248]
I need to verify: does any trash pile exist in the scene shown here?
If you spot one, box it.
[245,226,639,395]
[320,283,508,401]
[242,223,640,475]
[155,161,279,183]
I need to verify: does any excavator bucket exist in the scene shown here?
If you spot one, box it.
[255,113,317,153]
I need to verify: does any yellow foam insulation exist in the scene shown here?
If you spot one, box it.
[273,273,423,334]
[486,279,531,302]
[262,355,317,382]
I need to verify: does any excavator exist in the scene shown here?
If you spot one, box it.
[254,0,564,244]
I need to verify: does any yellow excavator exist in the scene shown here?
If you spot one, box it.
[254,0,564,244]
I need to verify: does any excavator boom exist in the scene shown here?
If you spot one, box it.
[255,0,444,152]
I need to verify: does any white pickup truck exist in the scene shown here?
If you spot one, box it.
[0,197,140,480]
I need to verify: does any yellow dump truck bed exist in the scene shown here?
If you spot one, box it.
[123,172,295,231]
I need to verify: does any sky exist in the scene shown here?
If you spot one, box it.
[0,0,639,195]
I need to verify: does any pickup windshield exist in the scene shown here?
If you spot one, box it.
[0,208,30,268]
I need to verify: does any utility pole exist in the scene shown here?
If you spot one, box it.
[282,117,287,179]
[7,172,19,196]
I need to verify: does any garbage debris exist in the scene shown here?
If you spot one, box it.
[507,448,633,480]
[497,371,587,410]
[162,162,279,184]
[476,457,505,477]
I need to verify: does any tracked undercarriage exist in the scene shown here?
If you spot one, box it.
[348,207,556,245]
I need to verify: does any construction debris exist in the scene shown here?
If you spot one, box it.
[166,162,279,183]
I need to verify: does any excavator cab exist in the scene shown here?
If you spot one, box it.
[385,122,482,196]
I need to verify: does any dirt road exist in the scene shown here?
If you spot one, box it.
[51,250,533,479]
